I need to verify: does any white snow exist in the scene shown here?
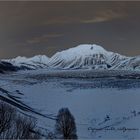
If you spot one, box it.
[48,44,128,70]
[0,69,140,139]
[47,44,140,71]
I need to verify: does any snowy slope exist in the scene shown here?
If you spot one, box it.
[0,61,18,73]
[3,55,49,70]
[111,56,140,71]
[1,70,140,139]
[48,44,128,70]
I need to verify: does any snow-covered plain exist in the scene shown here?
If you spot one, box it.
[0,69,140,139]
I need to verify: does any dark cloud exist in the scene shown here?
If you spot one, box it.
[0,1,140,58]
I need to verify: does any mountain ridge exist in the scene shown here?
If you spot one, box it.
[2,44,140,71]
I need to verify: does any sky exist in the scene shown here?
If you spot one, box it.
[0,1,140,59]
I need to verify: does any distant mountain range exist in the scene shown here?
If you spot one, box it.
[1,44,140,73]
[3,55,49,70]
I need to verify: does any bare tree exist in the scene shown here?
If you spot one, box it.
[0,101,41,139]
[55,108,77,139]
[14,115,41,139]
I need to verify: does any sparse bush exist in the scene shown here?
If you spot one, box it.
[55,108,77,139]
[0,101,41,139]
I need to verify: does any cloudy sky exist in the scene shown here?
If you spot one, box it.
[0,1,140,59]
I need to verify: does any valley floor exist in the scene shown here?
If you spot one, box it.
[0,69,140,139]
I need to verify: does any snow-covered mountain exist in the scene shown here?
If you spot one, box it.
[3,55,49,70]
[48,44,130,70]
[2,44,140,71]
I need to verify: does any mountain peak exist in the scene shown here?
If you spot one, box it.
[75,44,106,52]
[48,44,115,69]
[58,44,108,57]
